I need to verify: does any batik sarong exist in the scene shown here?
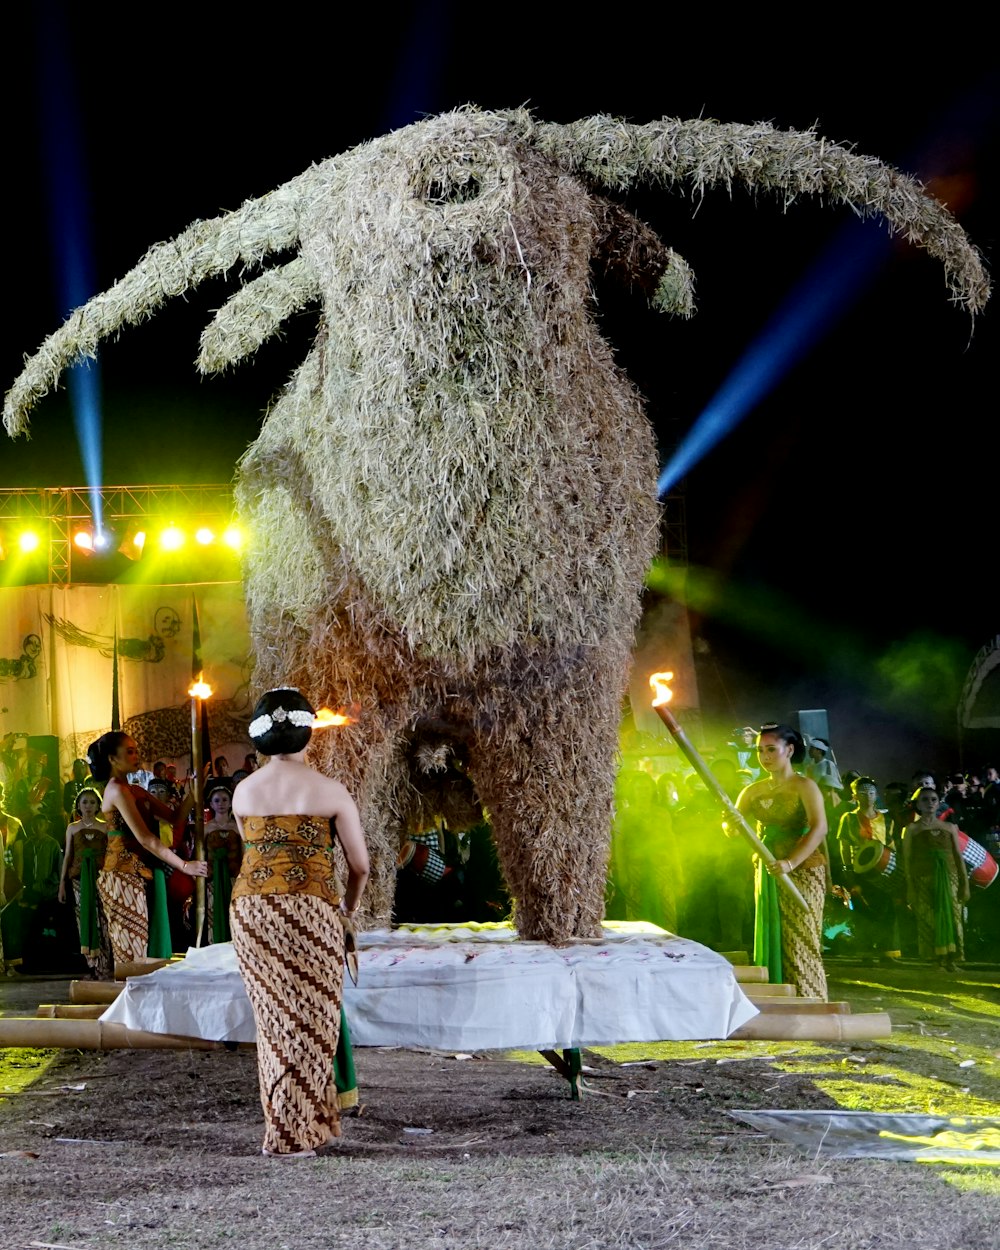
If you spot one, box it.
[754,827,828,1001]
[231,892,345,1155]
[97,870,149,964]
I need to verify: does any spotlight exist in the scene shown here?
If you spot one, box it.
[118,523,146,561]
[222,525,244,551]
[93,529,111,551]
[160,525,184,551]
[74,529,94,552]
[18,531,41,554]
[195,527,214,545]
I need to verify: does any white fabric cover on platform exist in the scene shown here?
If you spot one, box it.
[101,921,757,1047]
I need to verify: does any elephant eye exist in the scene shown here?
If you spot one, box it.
[419,168,482,206]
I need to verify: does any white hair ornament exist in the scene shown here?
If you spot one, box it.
[249,706,315,739]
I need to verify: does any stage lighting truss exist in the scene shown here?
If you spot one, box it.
[0,485,241,584]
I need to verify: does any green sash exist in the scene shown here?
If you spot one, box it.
[146,868,173,959]
[753,827,788,986]
[334,1007,358,1108]
[932,853,958,955]
[210,847,233,943]
[78,846,102,952]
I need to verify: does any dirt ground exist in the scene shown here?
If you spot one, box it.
[2,960,1000,1249]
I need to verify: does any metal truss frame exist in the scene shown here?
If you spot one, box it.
[0,484,234,585]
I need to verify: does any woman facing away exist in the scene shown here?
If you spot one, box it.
[902,786,968,971]
[87,733,207,966]
[736,724,829,1000]
[57,786,112,978]
[231,687,370,1158]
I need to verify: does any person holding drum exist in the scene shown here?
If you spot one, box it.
[736,724,829,1000]
[902,786,968,971]
[836,777,902,963]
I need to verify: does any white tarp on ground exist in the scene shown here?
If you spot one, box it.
[730,1110,1000,1164]
[101,921,757,1048]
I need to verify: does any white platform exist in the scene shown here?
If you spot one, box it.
[100,921,758,1049]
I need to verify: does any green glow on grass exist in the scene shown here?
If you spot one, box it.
[0,1048,61,1097]
[938,1168,1000,1191]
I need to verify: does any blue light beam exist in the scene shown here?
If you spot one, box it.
[36,4,104,534]
[657,217,888,498]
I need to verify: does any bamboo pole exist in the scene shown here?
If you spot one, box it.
[730,1011,892,1041]
[649,676,808,912]
[114,958,173,980]
[36,1004,105,1019]
[731,965,769,983]
[190,681,207,946]
[69,981,122,1004]
[0,1017,252,1050]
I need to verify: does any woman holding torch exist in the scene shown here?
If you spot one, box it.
[231,687,369,1158]
[736,724,829,999]
[87,733,207,965]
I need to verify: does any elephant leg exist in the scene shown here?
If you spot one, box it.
[467,644,628,943]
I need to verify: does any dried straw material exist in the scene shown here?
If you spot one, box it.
[4,108,988,940]
[534,115,990,313]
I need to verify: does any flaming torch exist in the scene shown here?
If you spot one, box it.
[311,707,358,729]
[648,672,807,912]
[188,675,212,944]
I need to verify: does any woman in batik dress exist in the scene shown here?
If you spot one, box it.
[231,687,370,1158]
[87,733,207,966]
[902,786,968,970]
[203,784,242,943]
[57,786,112,978]
[736,724,829,1000]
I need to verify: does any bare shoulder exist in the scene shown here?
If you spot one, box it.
[737,778,766,806]
[103,778,125,807]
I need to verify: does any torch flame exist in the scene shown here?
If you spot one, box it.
[649,671,674,708]
[188,677,213,700]
[312,706,357,729]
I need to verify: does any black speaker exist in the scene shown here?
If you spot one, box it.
[27,734,60,787]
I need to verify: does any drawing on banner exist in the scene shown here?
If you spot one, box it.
[0,635,41,682]
[44,608,181,663]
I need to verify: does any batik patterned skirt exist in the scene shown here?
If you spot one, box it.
[97,871,149,965]
[230,892,345,1155]
[777,862,828,1001]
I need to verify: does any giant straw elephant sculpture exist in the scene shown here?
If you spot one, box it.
[5,108,987,941]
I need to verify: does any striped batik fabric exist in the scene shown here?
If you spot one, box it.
[231,892,345,1155]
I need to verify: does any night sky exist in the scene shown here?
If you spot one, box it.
[3,7,997,781]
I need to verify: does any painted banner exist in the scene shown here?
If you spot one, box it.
[0,583,252,771]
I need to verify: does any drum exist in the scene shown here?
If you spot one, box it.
[956,830,999,889]
[397,840,448,882]
[854,840,896,878]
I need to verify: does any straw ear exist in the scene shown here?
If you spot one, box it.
[591,196,696,317]
[3,168,317,436]
[534,116,989,315]
[199,257,321,374]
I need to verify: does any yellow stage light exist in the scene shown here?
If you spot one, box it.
[160,525,184,551]
[222,525,244,551]
[118,524,146,561]
[195,527,214,545]
[18,531,41,554]
[74,530,94,551]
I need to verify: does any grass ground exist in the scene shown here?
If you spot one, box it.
[1,960,998,1248]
